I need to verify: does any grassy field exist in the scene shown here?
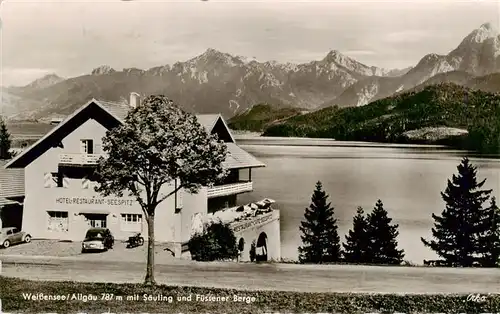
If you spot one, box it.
[1,277,499,313]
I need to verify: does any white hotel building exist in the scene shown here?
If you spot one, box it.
[2,93,281,260]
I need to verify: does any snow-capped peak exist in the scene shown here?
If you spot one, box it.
[463,22,499,44]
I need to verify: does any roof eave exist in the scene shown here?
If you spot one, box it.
[225,164,266,170]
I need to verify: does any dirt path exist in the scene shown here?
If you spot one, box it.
[1,255,499,294]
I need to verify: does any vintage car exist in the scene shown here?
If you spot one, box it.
[0,227,32,248]
[81,227,114,253]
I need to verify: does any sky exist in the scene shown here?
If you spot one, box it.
[0,0,499,86]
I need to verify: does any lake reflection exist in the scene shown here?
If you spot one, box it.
[236,136,500,264]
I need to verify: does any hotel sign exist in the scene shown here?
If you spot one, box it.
[232,212,275,233]
[55,197,135,206]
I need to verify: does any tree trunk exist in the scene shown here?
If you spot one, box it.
[144,214,156,286]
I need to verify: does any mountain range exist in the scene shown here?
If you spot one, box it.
[2,22,499,121]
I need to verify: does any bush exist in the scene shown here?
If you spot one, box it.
[188,220,238,261]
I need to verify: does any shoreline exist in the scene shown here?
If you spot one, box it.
[234,134,500,159]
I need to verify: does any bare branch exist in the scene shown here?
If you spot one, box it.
[156,183,184,205]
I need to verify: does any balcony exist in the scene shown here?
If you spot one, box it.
[207,181,253,199]
[59,153,104,166]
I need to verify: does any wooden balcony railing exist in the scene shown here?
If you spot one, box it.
[207,181,253,199]
[59,153,104,166]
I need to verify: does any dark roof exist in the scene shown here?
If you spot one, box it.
[224,143,265,169]
[98,100,131,121]
[0,160,24,198]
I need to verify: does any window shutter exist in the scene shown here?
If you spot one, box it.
[95,143,102,154]
[176,190,183,210]
[44,172,52,188]
[82,176,89,189]
[80,140,87,153]
[63,175,69,188]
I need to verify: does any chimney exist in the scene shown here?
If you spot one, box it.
[129,92,140,108]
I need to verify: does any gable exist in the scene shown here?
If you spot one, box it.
[211,117,235,143]
[6,101,121,169]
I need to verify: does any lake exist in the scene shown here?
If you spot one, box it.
[235,136,500,264]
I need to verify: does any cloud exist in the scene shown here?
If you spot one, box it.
[343,50,377,56]
[382,30,435,44]
[0,0,498,85]
[1,67,58,87]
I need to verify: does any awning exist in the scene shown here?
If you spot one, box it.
[78,210,111,215]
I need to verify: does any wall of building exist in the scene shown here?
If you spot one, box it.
[180,187,207,244]
[234,210,281,262]
[22,118,198,244]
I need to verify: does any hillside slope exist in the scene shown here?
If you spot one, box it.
[228,104,305,132]
[263,83,500,153]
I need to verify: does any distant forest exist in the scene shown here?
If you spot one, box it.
[229,83,500,154]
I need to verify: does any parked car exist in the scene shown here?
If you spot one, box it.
[0,227,32,248]
[81,228,114,253]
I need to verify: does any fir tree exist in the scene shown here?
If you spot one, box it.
[421,157,492,267]
[366,199,405,265]
[342,206,371,263]
[478,197,500,267]
[0,118,12,159]
[298,181,341,264]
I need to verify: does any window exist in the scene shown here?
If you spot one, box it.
[47,211,69,232]
[121,214,143,232]
[6,229,13,235]
[80,139,94,154]
[83,214,108,228]
[51,172,64,187]
[12,228,18,234]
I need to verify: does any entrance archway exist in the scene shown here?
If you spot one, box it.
[238,238,245,252]
[238,238,245,261]
[256,232,268,262]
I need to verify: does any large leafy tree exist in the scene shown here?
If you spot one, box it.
[421,157,492,267]
[342,206,371,263]
[298,181,341,264]
[0,117,12,159]
[94,95,227,285]
[366,200,405,265]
